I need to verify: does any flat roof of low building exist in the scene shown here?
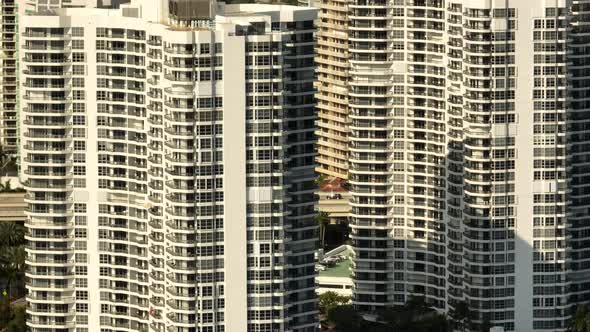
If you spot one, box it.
[319,246,353,279]
[319,257,351,278]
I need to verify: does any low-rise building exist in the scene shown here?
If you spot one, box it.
[317,245,352,297]
[0,192,25,225]
[0,177,25,225]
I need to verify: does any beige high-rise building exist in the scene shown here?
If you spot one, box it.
[315,0,348,179]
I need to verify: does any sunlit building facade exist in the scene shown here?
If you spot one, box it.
[21,1,318,331]
[347,0,590,331]
[315,0,349,179]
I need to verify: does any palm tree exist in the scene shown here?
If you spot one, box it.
[315,211,330,248]
[0,144,6,166]
[0,222,24,247]
[0,179,10,192]
[0,245,25,300]
[0,144,10,177]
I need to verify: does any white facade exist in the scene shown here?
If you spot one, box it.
[21,1,318,332]
[0,0,126,157]
[23,0,116,12]
[345,0,590,331]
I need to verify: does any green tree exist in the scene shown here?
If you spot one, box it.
[480,318,492,332]
[449,301,472,332]
[319,291,350,315]
[378,306,414,331]
[314,174,327,188]
[0,298,10,329]
[0,222,25,247]
[419,313,450,332]
[0,245,26,300]
[315,211,330,248]
[377,296,450,332]
[5,305,25,332]
[571,305,590,332]
[328,305,363,332]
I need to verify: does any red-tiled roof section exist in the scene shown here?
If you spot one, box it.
[319,177,348,192]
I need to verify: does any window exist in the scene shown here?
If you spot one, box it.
[214,70,223,81]
[73,103,86,113]
[75,228,87,238]
[96,27,107,37]
[73,115,86,125]
[392,8,404,16]
[73,128,85,138]
[200,71,211,81]
[75,278,87,287]
[99,254,109,264]
[200,43,210,54]
[74,178,86,188]
[75,241,87,250]
[259,243,270,254]
[74,166,86,176]
[74,141,86,151]
[76,291,89,300]
[73,78,85,88]
[72,27,84,37]
[75,266,88,275]
[74,153,86,163]
[73,65,85,75]
[74,204,87,213]
[75,253,87,263]
[72,39,84,49]
[73,90,85,101]
[75,215,87,225]
[73,53,85,62]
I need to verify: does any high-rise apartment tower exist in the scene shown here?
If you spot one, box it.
[21,1,318,331]
[328,0,590,331]
[315,0,348,179]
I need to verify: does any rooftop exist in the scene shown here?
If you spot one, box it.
[319,245,353,278]
[319,177,348,193]
[319,256,351,278]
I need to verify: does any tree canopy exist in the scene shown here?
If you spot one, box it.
[325,296,451,332]
[319,291,350,315]
[571,305,590,332]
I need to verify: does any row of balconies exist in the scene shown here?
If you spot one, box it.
[23,179,73,191]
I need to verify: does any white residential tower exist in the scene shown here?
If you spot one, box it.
[339,0,590,331]
[21,1,318,331]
